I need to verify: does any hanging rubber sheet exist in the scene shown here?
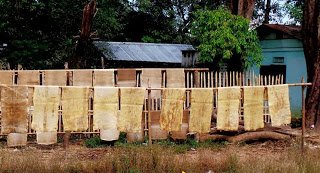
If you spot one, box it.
[141,68,162,98]
[61,87,89,131]
[93,69,115,87]
[93,87,118,132]
[43,70,67,86]
[32,86,60,132]
[36,132,57,145]
[17,70,40,85]
[160,88,186,131]
[118,87,145,133]
[7,133,27,147]
[0,71,13,85]
[166,69,185,88]
[268,84,291,126]
[189,88,213,133]
[243,86,265,131]
[117,69,136,87]
[216,87,241,131]
[1,85,28,134]
[73,70,93,86]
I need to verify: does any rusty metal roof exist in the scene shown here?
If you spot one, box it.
[257,24,302,40]
[94,41,195,63]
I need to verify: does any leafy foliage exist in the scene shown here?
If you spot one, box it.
[283,0,303,25]
[191,7,262,69]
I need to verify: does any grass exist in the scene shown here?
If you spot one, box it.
[1,142,320,173]
[3,138,320,173]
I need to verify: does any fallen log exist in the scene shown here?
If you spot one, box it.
[199,131,290,143]
[227,131,290,143]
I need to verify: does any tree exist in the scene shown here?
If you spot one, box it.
[191,8,262,71]
[283,0,303,25]
[303,0,320,129]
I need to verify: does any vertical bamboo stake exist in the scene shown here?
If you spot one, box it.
[190,72,193,88]
[144,98,147,132]
[215,71,218,87]
[211,72,214,87]
[236,71,239,86]
[226,72,228,87]
[148,79,152,145]
[301,77,305,152]
[265,75,267,86]
[232,71,236,86]
[218,72,221,87]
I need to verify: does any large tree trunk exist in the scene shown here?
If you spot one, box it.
[263,0,271,24]
[303,0,320,128]
[229,0,255,19]
[69,0,96,69]
[237,0,255,19]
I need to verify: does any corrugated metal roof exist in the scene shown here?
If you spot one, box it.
[93,41,195,63]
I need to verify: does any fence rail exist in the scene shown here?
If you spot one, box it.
[0,69,284,88]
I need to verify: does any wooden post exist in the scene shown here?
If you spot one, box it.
[301,77,306,152]
[63,131,71,149]
[148,79,152,145]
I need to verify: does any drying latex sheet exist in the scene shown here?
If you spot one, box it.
[118,87,145,133]
[117,69,136,87]
[141,68,162,98]
[166,69,185,88]
[43,70,67,86]
[17,70,40,85]
[160,88,186,131]
[268,85,291,126]
[32,86,60,144]
[243,86,265,131]
[7,133,27,147]
[36,132,57,145]
[73,70,93,86]
[93,87,119,141]
[93,69,115,87]
[32,86,60,132]
[1,85,29,134]
[61,87,89,131]
[216,87,241,131]
[0,71,13,85]
[189,88,213,133]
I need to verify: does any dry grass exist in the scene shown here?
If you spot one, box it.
[0,140,320,173]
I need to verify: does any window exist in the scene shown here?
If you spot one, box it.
[273,57,284,63]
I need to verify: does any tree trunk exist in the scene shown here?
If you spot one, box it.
[69,0,96,69]
[263,0,271,23]
[236,0,255,19]
[303,0,320,128]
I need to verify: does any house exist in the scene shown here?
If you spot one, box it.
[254,24,306,115]
[93,41,196,68]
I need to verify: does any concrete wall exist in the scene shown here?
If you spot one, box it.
[253,38,307,115]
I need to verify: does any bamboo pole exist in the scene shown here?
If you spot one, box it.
[236,71,239,86]
[301,77,306,152]
[215,71,218,87]
[148,79,152,145]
